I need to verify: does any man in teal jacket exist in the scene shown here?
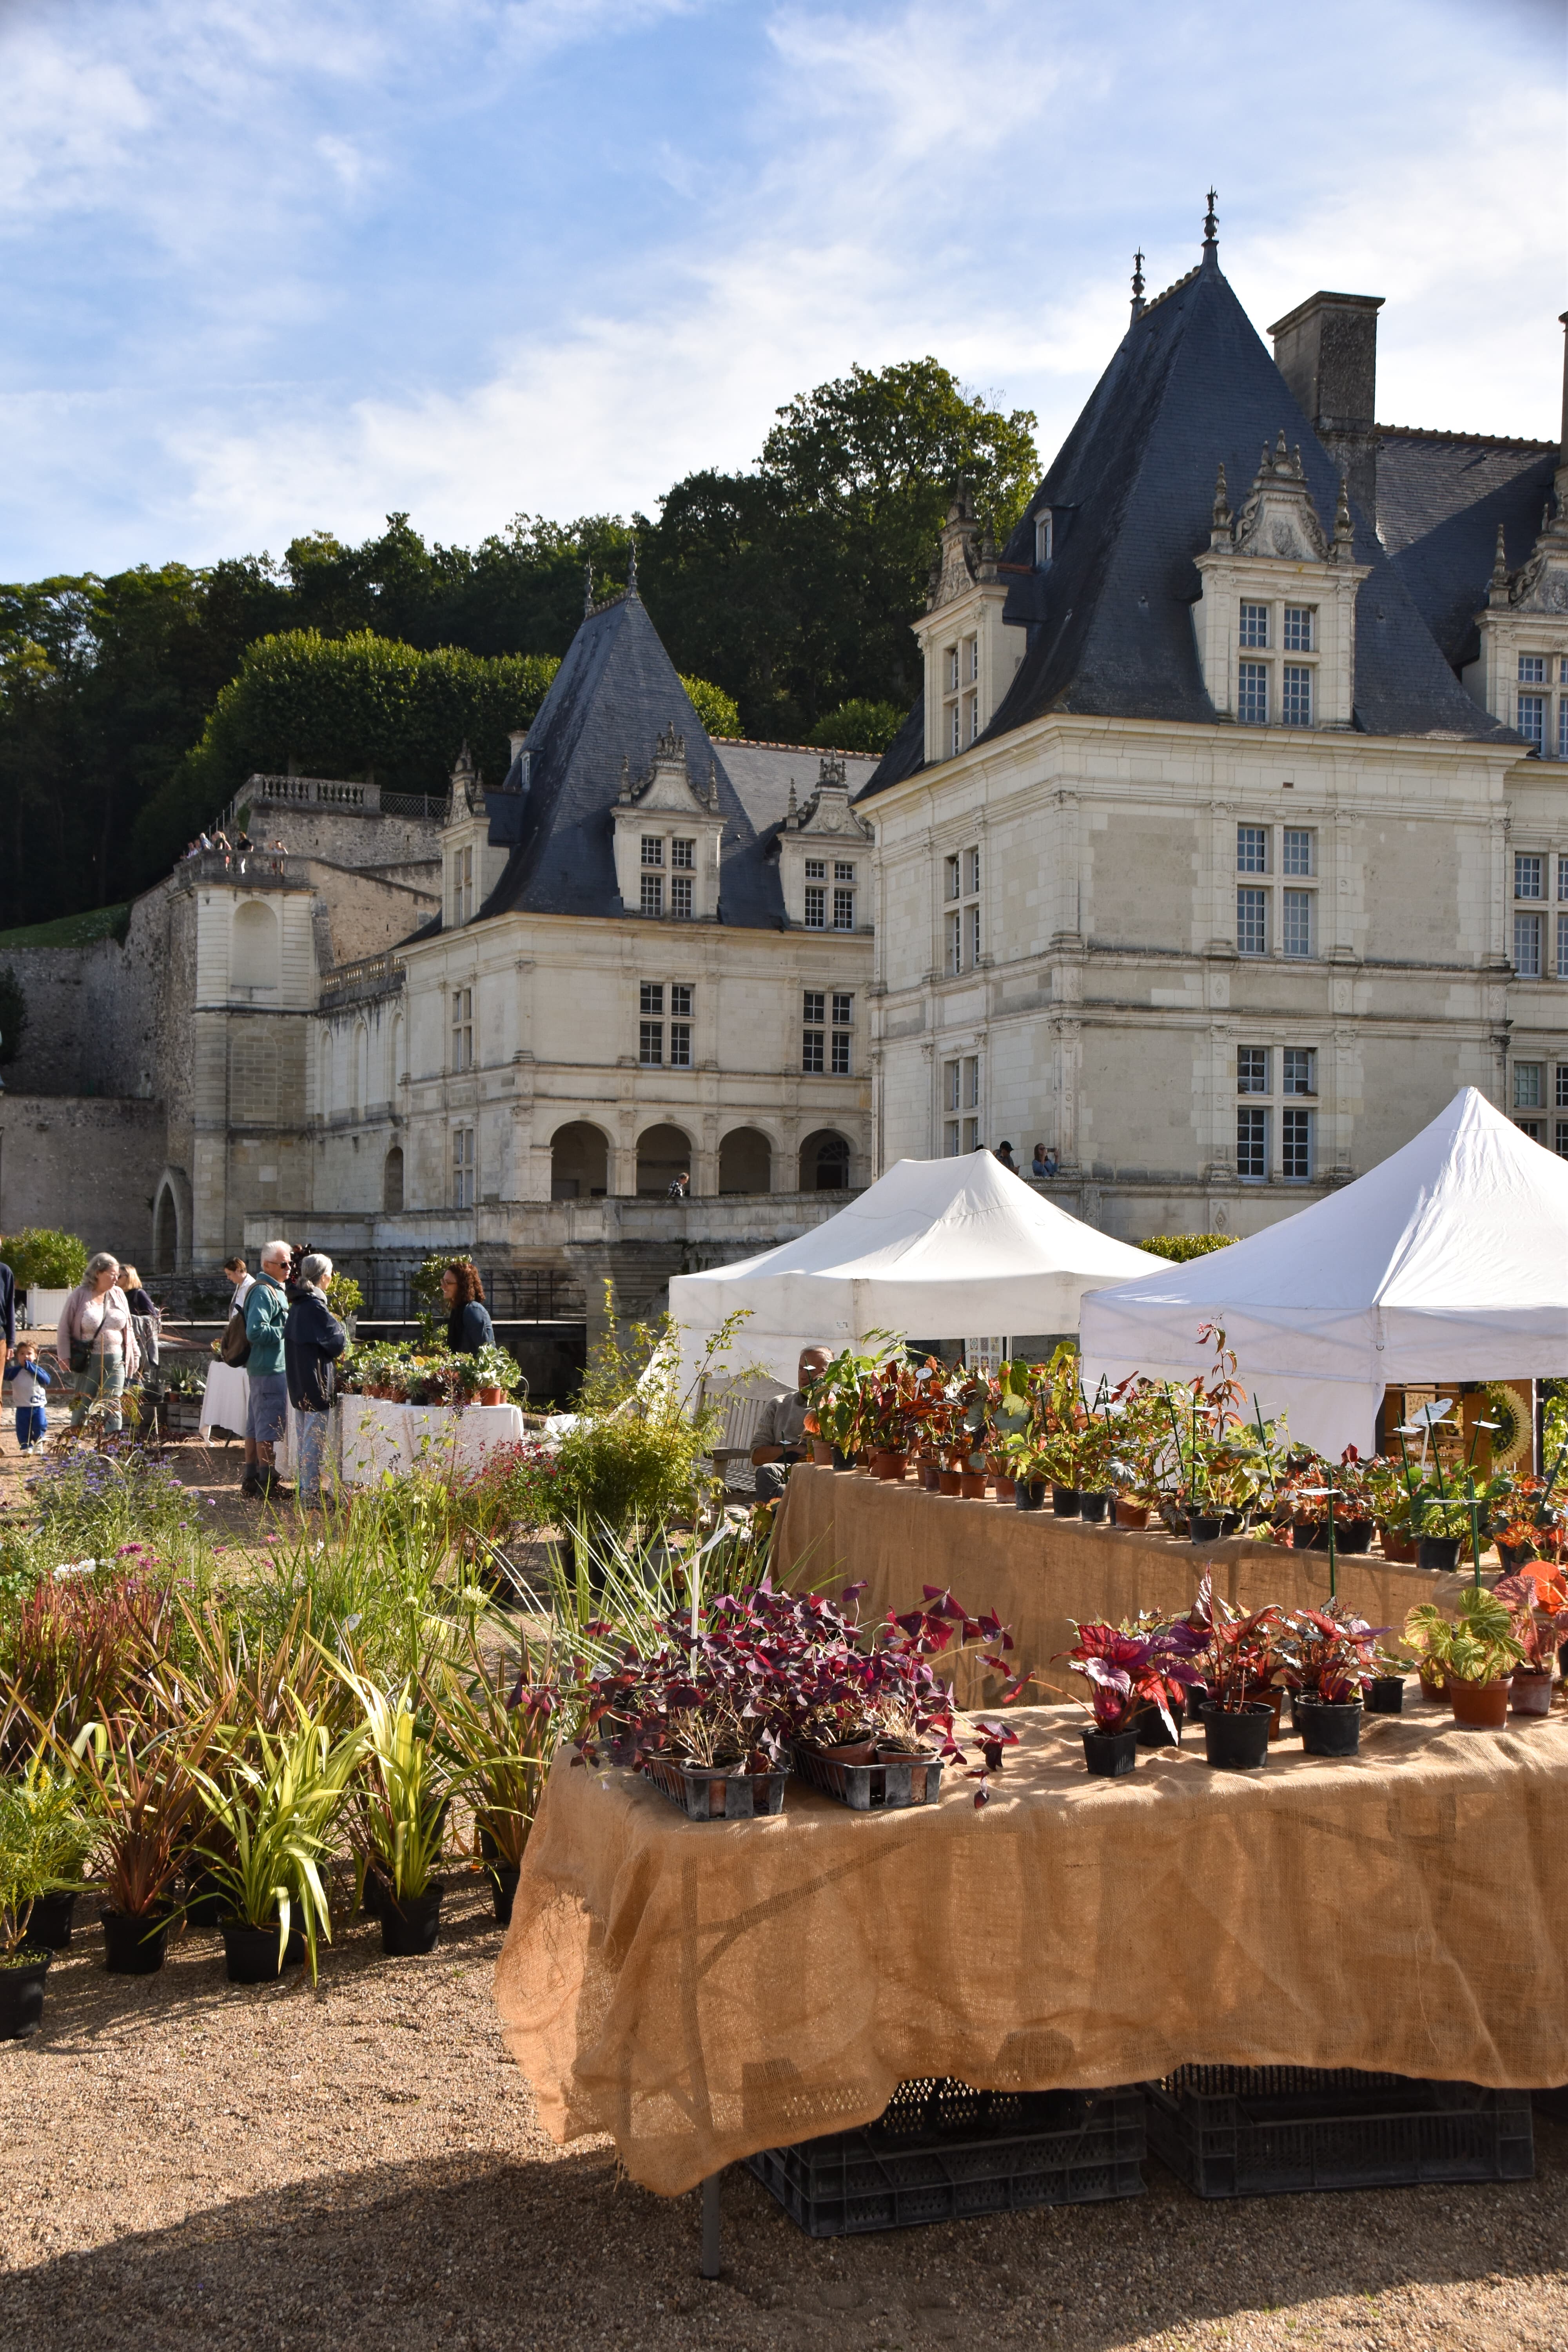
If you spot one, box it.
[243,1240,293,1500]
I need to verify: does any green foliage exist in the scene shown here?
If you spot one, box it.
[191,1708,364,1977]
[0,1765,94,1954]
[807,699,902,755]
[0,1227,88,1289]
[324,1271,363,1319]
[1139,1233,1237,1262]
[678,673,741,739]
[551,1290,721,1535]
[0,965,25,1064]
[1404,1586,1523,1685]
[0,906,132,951]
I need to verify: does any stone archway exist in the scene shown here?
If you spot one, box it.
[552,1121,610,1201]
[383,1145,405,1213]
[799,1129,852,1191]
[151,1166,192,1274]
[719,1127,772,1194]
[636,1123,692,1197]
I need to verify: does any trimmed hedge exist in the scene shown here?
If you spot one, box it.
[1139,1232,1236,1262]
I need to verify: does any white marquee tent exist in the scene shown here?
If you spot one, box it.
[668,1150,1165,1392]
[1080,1087,1568,1457]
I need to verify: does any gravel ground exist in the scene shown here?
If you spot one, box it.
[5,1437,1568,2350]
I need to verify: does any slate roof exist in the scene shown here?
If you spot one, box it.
[1378,428,1558,669]
[860,245,1516,800]
[474,590,875,926]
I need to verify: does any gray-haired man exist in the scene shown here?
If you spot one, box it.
[750,1346,831,1503]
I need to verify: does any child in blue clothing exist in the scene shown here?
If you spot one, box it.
[4,1341,52,1452]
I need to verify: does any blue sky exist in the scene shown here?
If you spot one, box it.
[0,0,1563,582]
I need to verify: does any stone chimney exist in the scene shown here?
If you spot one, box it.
[1268,291,1385,531]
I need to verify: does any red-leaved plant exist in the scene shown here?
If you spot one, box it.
[1057,1619,1205,1739]
[1185,1573,1286,1714]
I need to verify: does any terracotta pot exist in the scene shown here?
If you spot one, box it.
[810,1439,835,1467]
[958,1471,987,1499]
[870,1450,907,1482]
[1448,1678,1510,1729]
[1379,1526,1418,1564]
[817,1739,877,1765]
[1417,1664,1446,1704]
[938,1470,962,1497]
[478,1386,505,1406]
[1114,1499,1150,1529]
[1509,1666,1554,1717]
[918,1460,942,1490]
[992,1475,1016,1502]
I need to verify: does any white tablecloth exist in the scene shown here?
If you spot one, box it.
[333,1394,528,1488]
[199,1360,251,1439]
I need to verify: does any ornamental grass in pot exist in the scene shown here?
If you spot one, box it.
[1403,1588,1524,1730]
[437,1620,554,1922]
[1494,1569,1568,1717]
[71,1704,218,1973]
[335,1664,455,1955]
[191,1705,364,1984]
[1059,1618,1204,1777]
[2,1758,96,1952]
[1187,1572,1285,1769]
[0,1771,93,2037]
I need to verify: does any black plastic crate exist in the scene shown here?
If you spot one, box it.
[1144,2067,1534,2198]
[791,1746,944,1811]
[641,1758,788,1820]
[745,2079,1144,2236]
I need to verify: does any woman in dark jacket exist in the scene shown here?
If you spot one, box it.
[284,1251,346,1507]
[441,1260,495,1354]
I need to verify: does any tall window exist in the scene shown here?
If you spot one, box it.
[1281,666,1312,727]
[1557,1122,1568,1161]
[1035,512,1053,565]
[1281,1107,1313,1181]
[1237,1106,1268,1180]
[452,1127,475,1209]
[802,991,826,1074]
[1237,1046,1269,1094]
[1282,607,1314,652]
[451,988,473,1072]
[942,1057,979,1152]
[947,911,962,973]
[1559,701,1568,762]
[640,872,664,916]
[967,847,981,896]
[1237,826,1268,873]
[1558,910,1568,978]
[1283,1047,1316,1095]
[671,840,695,918]
[670,981,692,1067]
[1558,1063,1568,1108]
[1237,887,1268,956]
[1515,1063,1543,1110]
[1519,653,1547,683]
[946,843,981,971]
[1519,694,1546,750]
[1515,913,1543,978]
[454,844,474,923]
[639,981,663,1065]
[833,862,856,929]
[1281,828,1314,876]
[968,904,981,966]
[945,854,960,900]
[671,837,694,870]
[641,835,663,866]
[804,857,826,929]
[1516,853,1544,899]
[1237,662,1268,725]
[1239,603,1268,648]
[1282,890,1313,958]
[831,991,853,1076]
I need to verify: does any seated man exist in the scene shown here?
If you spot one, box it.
[750,1346,831,1503]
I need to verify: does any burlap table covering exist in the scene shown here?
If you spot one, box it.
[773,1465,1478,1704]
[492,1704,1568,2196]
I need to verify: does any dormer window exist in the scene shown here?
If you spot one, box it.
[1034,512,1053,566]
[671,838,694,869]
[1240,603,1269,648]
[1282,666,1312,727]
[1521,655,1547,684]
[1195,438,1367,731]
[1283,606,1315,652]
[1238,662,1269,725]
[641,837,663,867]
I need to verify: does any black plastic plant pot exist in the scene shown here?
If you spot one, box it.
[221,1920,303,1985]
[183,1869,228,1930]
[1078,1492,1112,1523]
[24,1889,78,1951]
[1297,1697,1364,1757]
[1189,1514,1225,1544]
[1014,1480,1045,1511]
[1201,1704,1272,1770]
[101,1908,171,1976]
[381,1883,443,1958]
[1136,1694,1183,1748]
[1497,1541,1540,1574]
[1336,1519,1375,1556]
[0,1950,51,2040]
[1292,1519,1328,1550]
[1051,1487,1081,1518]
[360,1865,390,1919]
[492,1866,521,1927]
[1082,1726,1138,1777]
[831,1448,854,1472]
[1367,1675,1406,1715]
[1417,1535,1463,1574]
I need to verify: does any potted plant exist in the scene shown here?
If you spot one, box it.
[72,1708,218,1973]
[1493,1569,1568,1718]
[1058,1619,1203,1777]
[0,1777,67,2038]
[191,1707,364,1984]
[325,1269,363,1339]
[1281,1604,1381,1756]
[1186,1573,1285,1769]
[804,1349,873,1471]
[334,1666,455,1955]
[1413,1491,1475,1575]
[1403,1588,1525,1728]
[4,1759,95,1951]
[1364,1459,1418,1562]
[438,1626,554,1923]
[464,1343,521,1410]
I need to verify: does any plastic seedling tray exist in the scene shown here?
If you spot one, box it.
[1144,2067,1534,2198]
[791,1746,944,1811]
[642,1758,788,1820]
[746,2078,1144,2236]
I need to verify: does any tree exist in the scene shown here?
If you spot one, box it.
[638,358,1038,739]
[0,964,25,1065]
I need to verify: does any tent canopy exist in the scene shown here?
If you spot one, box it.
[1080,1087,1568,1457]
[669,1150,1164,1390]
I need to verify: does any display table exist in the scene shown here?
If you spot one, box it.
[334,1393,526,1487]
[198,1360,251,1441]
[492,1702,1568,2197]
[773,1465,1476,1703]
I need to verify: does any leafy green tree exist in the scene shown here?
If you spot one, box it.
[808,699,903,755]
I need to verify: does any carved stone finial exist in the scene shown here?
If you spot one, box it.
[786,781,798,829]
[626,535,638,596]
[1210,461,1232,545]
[1202,187,1218,250]
[708,755,719,810]
[1274,428,1289,467]
[618,754,632,804]
[1493,521,1510,588]
[1130,248,1145,321]
[583,563,594,617]
[1334,476,1353,552]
